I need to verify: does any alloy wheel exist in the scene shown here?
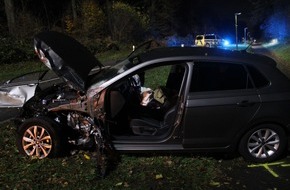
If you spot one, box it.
[22,125,52,159]
[247,128,280,159]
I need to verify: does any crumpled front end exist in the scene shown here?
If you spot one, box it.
[0,85,36,108]
[0,84,37,122]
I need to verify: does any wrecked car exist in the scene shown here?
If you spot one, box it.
[0,70,61,122]
[15,31,290,172]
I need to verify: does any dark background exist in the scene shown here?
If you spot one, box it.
[1,0,290,45]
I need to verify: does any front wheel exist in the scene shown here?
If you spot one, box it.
[16,118,62,159]
[239,124,287,163]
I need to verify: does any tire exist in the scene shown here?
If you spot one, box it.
[239,124,287,163]
[16,117,62,159]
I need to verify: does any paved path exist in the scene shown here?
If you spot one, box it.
[214,155,290,189]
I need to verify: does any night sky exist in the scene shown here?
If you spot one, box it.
[178,0,252,39]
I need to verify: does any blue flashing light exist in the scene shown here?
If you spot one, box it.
[223,39,230,46]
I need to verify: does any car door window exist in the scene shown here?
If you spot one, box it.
[246,65,270,88]
[190,62,253,92]
[143,65,171,90]
[107,62,186,137]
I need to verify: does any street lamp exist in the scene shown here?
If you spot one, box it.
[235,12,241,50]
[244,27,248,43]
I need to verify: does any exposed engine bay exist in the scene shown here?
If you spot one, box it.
[18,83,106,148]
[15,81,111,177]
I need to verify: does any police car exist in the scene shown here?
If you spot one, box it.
[195,34,224,48]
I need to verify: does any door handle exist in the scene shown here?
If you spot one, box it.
[237,100,255,107]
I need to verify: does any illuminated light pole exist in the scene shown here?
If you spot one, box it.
[235,12,241,50]
[244,27,248,43]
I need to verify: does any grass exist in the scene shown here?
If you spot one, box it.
[0,61,45,83]
[144,65,171,89]
[268,45,290,78]
[0,122,220,190]
[97,47,132,64]
[1,44,290,190]
[270,45,290,61]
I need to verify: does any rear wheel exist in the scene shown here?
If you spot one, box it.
[239,124,287,163]
[16,118,62,159]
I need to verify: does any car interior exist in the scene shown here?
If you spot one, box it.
[105,63,186,138]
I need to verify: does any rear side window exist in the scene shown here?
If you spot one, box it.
[190,62,253,92]
[247,65,270,88]
[205,35,216,39]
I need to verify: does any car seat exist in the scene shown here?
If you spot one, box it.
[130,105,177,136]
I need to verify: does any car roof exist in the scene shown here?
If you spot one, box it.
[139,47,276,66]
[138,47,290,92]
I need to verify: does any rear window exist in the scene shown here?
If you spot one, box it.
[205,35,215,39]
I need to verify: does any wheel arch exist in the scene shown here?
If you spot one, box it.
[235,119,288,162]
[232,119,289,151]
[16,116,65,158]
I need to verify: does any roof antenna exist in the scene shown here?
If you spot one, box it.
[243,40,254,52]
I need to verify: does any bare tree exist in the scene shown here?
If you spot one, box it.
[4,0,16,36]
[105,0,113,37]
[71,0,77,21]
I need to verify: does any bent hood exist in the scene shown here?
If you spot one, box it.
[34,31,103,91]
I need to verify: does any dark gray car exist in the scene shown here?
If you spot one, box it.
[15,32,290,168]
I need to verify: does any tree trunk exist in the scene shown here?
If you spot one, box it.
[105,0,113,38]
[4,0,16,36]
[71,0,77,21]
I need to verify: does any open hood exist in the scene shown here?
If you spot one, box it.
[34,31,103,91]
